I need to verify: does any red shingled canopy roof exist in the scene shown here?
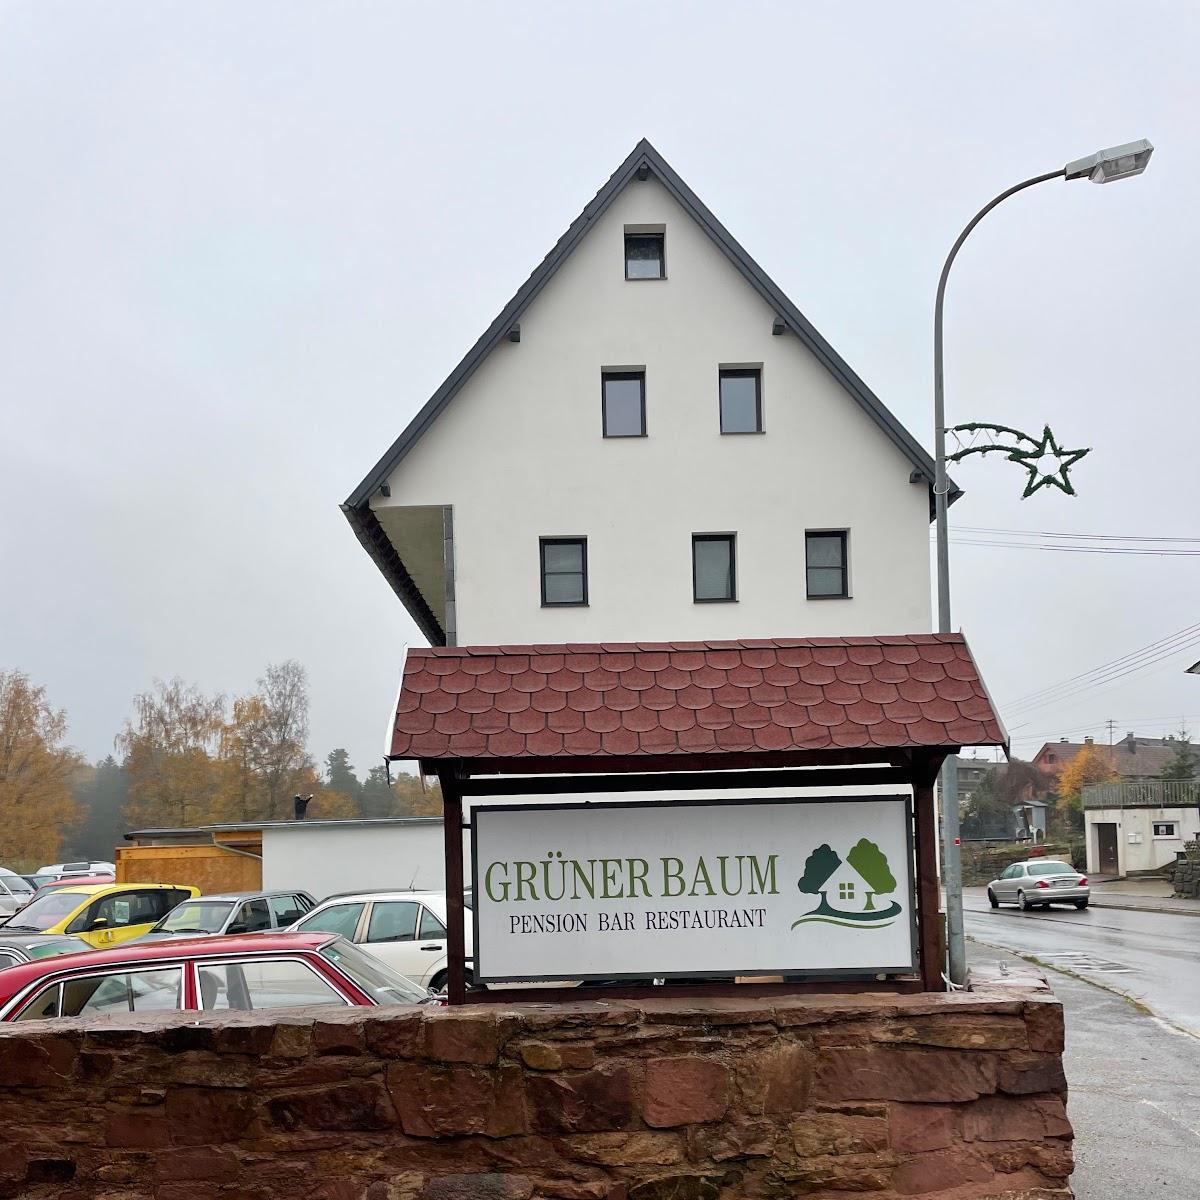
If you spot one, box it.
[390,634,1006,763]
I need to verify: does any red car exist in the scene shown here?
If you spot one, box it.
[0,932,437,1022]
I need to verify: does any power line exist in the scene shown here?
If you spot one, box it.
[955,526,1200,543]
[1003,622,1200,716]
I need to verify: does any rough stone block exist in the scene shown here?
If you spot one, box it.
[890,1147,994,1194]
[564,1131,684,1166]
[769,1153,896,1193]
[688,1118,776,1162]
[0,1033,77,1086]
[626,1175,723,1200]
[1023,1000,1066,1054]
[963,1095,1052,1143]
[163,1088,255,1144]
[364,1013,424,1059]
[388,1062,527,1138]
[266,1082,396,1132]
[814,1047,998,1103]
[103,1110,171,1150]
[518,1041,596,1071]
[869,1014,1028,1051]
[889,1103,957,1152]
[790,1110,888,1157]
[420,1174,534,1200]
[739,1041,813,1115]
[154,1148,241,1182]
[997,1053,1068,1096]
[643,1058,729,1128]
[528,1062,637,1134]
[423,1012,517,1065]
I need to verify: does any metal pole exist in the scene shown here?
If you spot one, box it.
[934,169,1063,986]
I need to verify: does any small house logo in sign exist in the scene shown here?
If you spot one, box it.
[793,840,901,929]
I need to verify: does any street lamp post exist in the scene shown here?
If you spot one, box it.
[935,140,1153,987]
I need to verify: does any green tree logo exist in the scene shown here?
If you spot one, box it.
[792,838,902,929]
[797,844,841,898]
[845,839,897,911]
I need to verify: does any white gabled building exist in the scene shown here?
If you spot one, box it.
[345,139,947,645]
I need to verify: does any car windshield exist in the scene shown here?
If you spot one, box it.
[319,938,430,1005]
[1027,862,1076,877]
[1,876,34,896]
[2,891,84,931]
[156,901,235,934]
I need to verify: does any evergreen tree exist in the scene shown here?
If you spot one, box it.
[325,748,362,809]
[69,756,130,861]
[1162,728,1197,781]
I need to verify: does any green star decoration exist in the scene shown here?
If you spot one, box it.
[1007,426,1090,497]
[945,421,1091,499]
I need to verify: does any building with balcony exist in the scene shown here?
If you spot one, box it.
[1082,780,1200,876]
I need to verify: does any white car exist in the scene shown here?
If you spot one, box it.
[37,861,116,878]
[290,891,464,992]
[0,870,36,920]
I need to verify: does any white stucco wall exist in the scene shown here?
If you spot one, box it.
[373,175,932,644]
[262,820,449,901]
[1085,807,1199,875]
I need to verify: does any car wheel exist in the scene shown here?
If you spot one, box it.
[429,969,474,993]
[1017,890,1029,911]
[987,888,999,909]
[1074,899,1089,910]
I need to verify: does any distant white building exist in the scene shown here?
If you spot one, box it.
[344,139,943,646]
[1083,781,1200,876]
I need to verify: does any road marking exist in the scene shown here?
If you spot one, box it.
[1140,1098,1200,1140]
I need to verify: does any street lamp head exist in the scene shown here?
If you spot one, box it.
[1064,139,1154,184]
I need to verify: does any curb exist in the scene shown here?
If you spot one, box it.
[1087,898,1200,917]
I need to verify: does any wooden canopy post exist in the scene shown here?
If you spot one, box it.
[435,763,468,1006]
[913,751,946,992]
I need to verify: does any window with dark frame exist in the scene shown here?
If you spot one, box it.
[602,370,646,437]
[625,232,664,279]
[719,368,762,433]
[1153,822,1177,837]
[805,531,849,598]
[540,538,588,606]
[692,534,736,603]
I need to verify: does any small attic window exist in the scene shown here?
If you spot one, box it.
[625,230,664,280]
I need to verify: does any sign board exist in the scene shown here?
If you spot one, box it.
[471,796,916,983]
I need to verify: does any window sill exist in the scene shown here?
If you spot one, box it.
[719,429,766,436]
[806,593,852,601]
[602,433,648,439]
[624,275,667,282]
[693,597,738,604]
[541,602,589,609]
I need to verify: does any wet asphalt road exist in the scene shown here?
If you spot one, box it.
[963,887,1200,1037]
[966,940,1200,1200]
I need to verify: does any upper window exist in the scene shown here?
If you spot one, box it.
[625,232,664,280]
[693,534,736,603]
[602,371,646,437]
[806,531,849,599]
[719,369,762,434]
[1153,822,1177,838]
[540,538,588,607]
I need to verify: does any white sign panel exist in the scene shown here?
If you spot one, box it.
[471,796,915,982]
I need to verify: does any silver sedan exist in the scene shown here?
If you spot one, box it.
[987,859,1089,911]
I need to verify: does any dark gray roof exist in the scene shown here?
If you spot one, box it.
[344,138,955,637]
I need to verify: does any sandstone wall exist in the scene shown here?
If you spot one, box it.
[0,976,1071,1200]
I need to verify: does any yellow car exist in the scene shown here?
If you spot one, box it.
[2,884,198,949]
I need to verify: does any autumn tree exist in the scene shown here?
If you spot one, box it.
[1055,744,1119,834]
[0,670,82,868]
[116,678,225,829]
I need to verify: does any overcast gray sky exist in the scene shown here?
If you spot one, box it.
[2,1,1197,777]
